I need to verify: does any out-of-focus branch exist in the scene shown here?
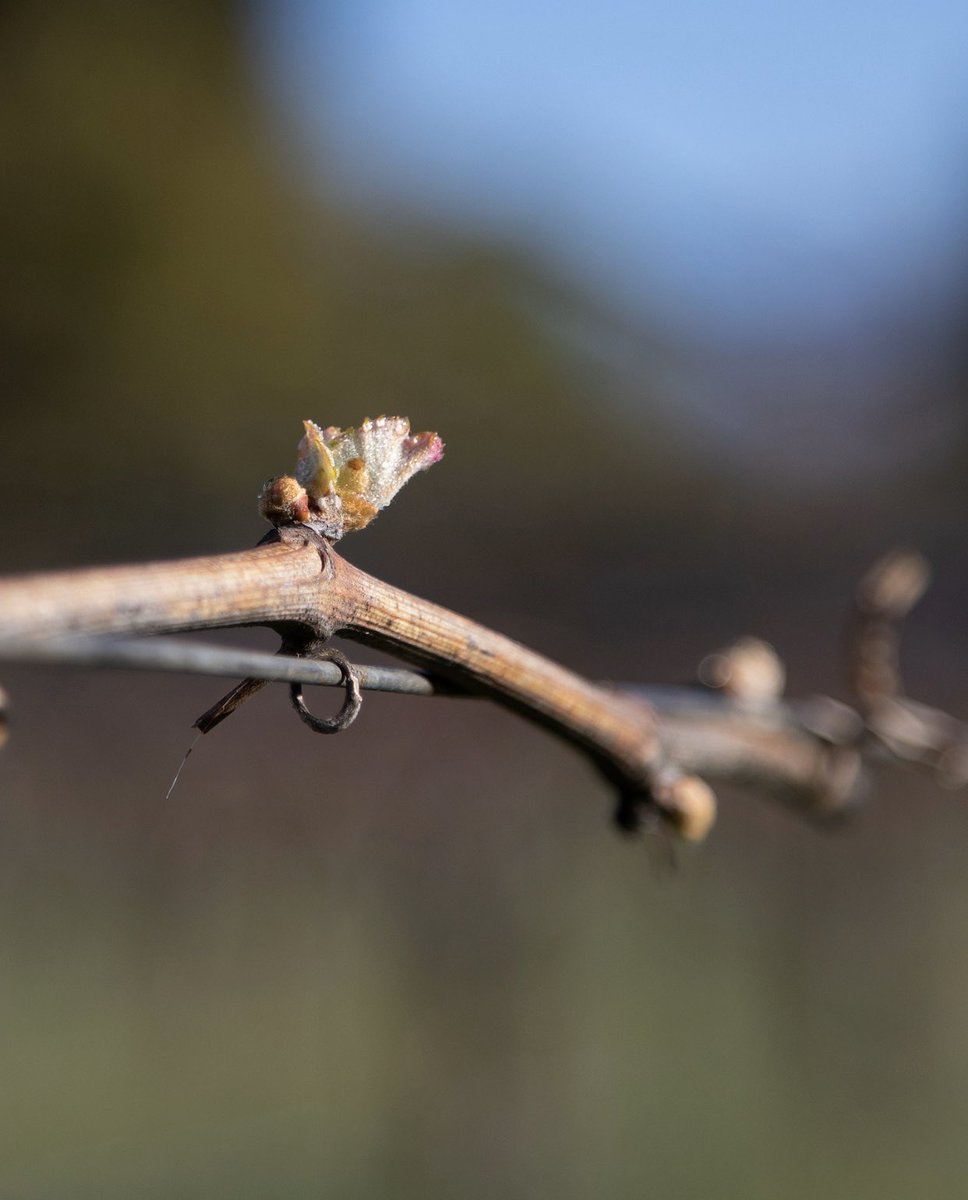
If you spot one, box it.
[849,548,968,785]
[851,548,931,709]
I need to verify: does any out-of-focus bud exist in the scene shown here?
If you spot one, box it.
[698,637,785,708]
[856,548,930,618]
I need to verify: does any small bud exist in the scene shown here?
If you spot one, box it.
[259,475,311,526]
[699,637,785,708]
[856,548,930,618]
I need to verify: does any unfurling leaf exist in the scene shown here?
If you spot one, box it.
[260,416,444,541]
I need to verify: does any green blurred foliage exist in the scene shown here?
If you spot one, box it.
[2,4,968,1198]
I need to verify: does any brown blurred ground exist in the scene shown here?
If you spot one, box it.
[2,4,968,1197]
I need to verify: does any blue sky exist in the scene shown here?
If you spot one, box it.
[256,0,968,339]
[251,1,968,479]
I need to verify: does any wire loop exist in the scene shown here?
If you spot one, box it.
[289,648,363,734]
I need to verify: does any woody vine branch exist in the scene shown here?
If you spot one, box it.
[0,417,963,840]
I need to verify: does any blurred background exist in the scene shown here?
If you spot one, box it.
[2,1,968,1195]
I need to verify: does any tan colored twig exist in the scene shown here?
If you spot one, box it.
[0,533,958,832]
[0,529,672,822]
